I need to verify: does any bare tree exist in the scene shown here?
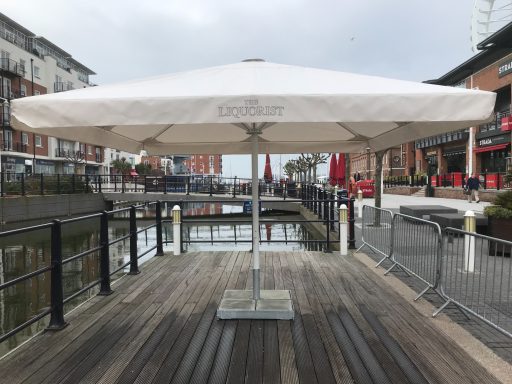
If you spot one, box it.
[299,153,329,182]
[62,149,85,173]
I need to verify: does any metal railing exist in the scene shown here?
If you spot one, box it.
[430,172,511,190]
[435,228,512,338]
[384,175,427,188]
[0,201,164,343]
[387,213,442,300]
[361,205,512,338]
[359,205,393,262]
[0,173,92,196]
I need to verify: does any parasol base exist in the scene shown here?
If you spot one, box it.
[217,289,294,320]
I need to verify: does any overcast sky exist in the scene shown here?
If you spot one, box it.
[1,0,478,178]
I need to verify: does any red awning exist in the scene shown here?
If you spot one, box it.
[473,143,509,153]
[130,170,138,176]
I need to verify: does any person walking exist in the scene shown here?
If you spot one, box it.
[466,173,480,203]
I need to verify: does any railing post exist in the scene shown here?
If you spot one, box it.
[497,173,501,191]
[233,176,237,198]
[72,174,76,193]
[209,176,213,197]
[172,204,181,256]
[47,219,68,330]
[40,173,44,195]
[144,175,147,194]
[464,210,476,273]
[186,176,190,195]
[451,173,455,188]
[21,173,25,196]
[329,192,335,230]
[348,196,356,249]
[155,201,164,256]
[85,174,90,193]
[0,170,4,197]
[323,190,329,223]
[129,205,140,275]
[283,182,287,200]
[339,204,348,256]
[483,173,487,190]
[98,174,102,193]
[98,211,113,295]
[164,176,167,194]
[324,203,331,253]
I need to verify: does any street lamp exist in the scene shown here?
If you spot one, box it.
[366,147,371,180]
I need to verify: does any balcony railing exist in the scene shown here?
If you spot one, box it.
[0,57,25,77]
[1,141,29,153]
[55,148,84,159]
[54,82,75,93]
[479,110,511,132]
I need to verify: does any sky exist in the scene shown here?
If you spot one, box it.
[1,0,479,178]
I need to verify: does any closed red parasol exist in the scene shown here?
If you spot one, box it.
[329,153,337,186]
[264,154,272,183]
[337,153,346,187]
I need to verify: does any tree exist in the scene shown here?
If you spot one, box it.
[373,150,386,209]
[299,153,329,182]
[111,157,132,174]
[283,160,298,180]
[135,162,152,175]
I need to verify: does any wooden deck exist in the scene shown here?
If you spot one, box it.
[0,251,502,384]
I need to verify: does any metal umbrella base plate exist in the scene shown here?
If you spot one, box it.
[217,289,294,320]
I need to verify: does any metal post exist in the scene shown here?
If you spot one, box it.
[98,174,102,193]
[233,176,237,198]
[129,206,140,274]
[85,174,90,193]
[19,173,24,196]
[155,201,164,256]
[172,205,181,256]
[348,196,356,249]
[72,174,75,193]
[186,176,190,195]
[164,176,167,194]
[464,210,476,272]
[329,192,335,230]
[209,176,213,197]
[323,190,328,223]
[40,173,44,195]
[47,219,67,330]
[98,211,113,295]
[144,175,147,194]
[357,189,363,218]
[339,204,348,256]
[1,170,4,197]
[324,206,331,253]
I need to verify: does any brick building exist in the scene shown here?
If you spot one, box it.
[0,12,100,177]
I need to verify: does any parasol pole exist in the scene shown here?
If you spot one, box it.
[251,130,260,300]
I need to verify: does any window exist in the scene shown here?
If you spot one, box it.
[35,135,42,147]
[80,143,85,153]
[19,59,25,76]
[21,133,28,145]
[20,84,26,96]
[34,66,40,78]
[88,145,92,155]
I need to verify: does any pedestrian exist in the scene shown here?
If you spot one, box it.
[466,173,480,203]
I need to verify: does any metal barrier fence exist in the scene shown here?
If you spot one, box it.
[359,205,393,262]
[435,228,512,338]
[388,213,442,300]
[361,205,512,338]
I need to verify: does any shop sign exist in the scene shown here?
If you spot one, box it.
[478,134,508,147]
[36,159,54,166]
[426,150,437,156]
[498,58,512,78]
[4,156,24,165]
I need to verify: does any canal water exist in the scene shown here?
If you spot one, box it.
[0,203,322,356]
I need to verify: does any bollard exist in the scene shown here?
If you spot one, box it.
[357,189,363,218]
[464,210,476,272]
[172,205,181,256]
[339,204,348,256]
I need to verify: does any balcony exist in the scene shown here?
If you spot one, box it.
[55,148,84,160]
[479,110,510,133]
[0,57,25,77]
[54,82,75,93]
[1,141,29,153]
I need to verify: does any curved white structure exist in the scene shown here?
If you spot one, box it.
[471,0,512,51]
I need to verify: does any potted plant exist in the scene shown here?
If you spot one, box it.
[484,190,512,255]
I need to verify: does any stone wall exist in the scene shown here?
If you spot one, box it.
[384,186,421,196]
[0,194,107,224]
[431,187,500,202]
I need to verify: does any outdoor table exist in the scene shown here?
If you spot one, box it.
[429,212,488,234]
[399,205,457,219]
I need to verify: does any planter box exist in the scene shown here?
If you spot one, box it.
[487,217,512,256]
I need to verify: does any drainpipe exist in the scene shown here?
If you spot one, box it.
[31,58,36,174]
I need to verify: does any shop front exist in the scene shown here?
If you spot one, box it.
[35,159,56,175]
[443,145,466,173]
[475,132,511,173]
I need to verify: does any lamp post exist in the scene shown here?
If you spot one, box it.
[366,147,371,180]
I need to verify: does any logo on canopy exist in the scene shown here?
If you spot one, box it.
[218,99,284,119]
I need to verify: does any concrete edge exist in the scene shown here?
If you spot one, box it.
[353,250,512,384]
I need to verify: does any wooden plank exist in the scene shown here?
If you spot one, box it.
[225,320,251,384]
[245,320,264,384]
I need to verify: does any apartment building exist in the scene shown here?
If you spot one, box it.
[0,12,101,177]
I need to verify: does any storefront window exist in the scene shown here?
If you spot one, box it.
[480,148,509,173]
